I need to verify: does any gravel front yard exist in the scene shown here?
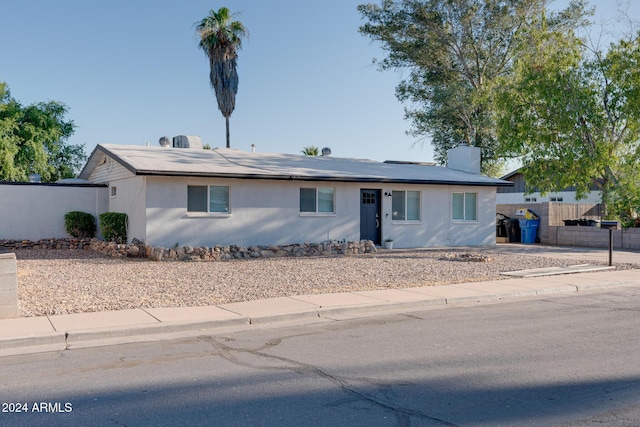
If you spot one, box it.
[13,248,638,317]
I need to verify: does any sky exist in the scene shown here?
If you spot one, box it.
[1,0,638,166]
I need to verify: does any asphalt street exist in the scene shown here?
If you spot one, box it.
[2,286,640,426]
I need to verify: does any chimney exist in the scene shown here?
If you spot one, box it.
[172,135,203,149]
[447,144,481,174]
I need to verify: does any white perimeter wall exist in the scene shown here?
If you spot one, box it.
[0,184,108,241]
[496,191,601,205]
[143,177,496,248]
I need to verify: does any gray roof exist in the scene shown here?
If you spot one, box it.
[499,167,524,181]
[79,144,512,187]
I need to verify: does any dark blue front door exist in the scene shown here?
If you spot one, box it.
[360,189,381,244]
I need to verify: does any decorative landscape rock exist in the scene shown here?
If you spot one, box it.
[0,238,377,262]
[16,246,628,317]
[439,252,494,263]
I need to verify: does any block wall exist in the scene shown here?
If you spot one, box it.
[0,253,18,318]
[547,227,640,250]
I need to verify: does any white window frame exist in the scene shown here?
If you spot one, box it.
[300,187,335,215]
[187,185,231,216]
[110,186,117,198]
[452,192,478,222]
[391,190,421,223]
[524,196,537,203]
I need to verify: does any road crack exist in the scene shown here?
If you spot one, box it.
[197,335,458,426]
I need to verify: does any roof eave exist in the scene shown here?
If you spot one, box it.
[135,170,513,187]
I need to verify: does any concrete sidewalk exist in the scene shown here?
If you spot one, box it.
[1,266,639,356]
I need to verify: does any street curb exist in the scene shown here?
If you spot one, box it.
[65,316,252,345]
[444,294,501,304]
[317,297,447,319]
[575,280,640,291]
[0,332,66,350]
[532,285,579,295]
[247,310,321,325]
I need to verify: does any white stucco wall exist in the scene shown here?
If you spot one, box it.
[445,186,497,246]
[379,184,496,248]
[106,177,147,243]
[144,177,360,247]
[142,178,497,248]
[0,184,108,240]
[0,179,497,247]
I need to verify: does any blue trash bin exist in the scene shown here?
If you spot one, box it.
[519,219,540,244]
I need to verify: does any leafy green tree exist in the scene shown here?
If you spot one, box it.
[196,7,248,149]
[0,82,84,182]
[494,27,640,219]
[609,153,640,227]
[301,145,320,156]
[358,0,590,175]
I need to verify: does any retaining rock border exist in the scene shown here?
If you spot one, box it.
[0,238,378,261]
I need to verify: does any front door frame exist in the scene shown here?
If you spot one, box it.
[360,188,382,245]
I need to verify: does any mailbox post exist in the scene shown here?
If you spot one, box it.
[600,221,619,267]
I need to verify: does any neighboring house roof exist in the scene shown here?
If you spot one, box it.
[79,144,513,187]
[498,167,601,193]
[499,167,524,181]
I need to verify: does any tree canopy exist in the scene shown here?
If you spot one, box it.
[196,7,248,149]
[358,0,590,176]
[494,28,640,220]
[0,82,85,182]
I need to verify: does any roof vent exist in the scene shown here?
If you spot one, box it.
[159,136,171,147]
[321,147,332,156]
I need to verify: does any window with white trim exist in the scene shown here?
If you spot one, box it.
[187,185,230,213]
[452,192,477,221]
[392,190,420,221]
[550,196,563,202]
[300,187,335,213]
[110,186,117,198]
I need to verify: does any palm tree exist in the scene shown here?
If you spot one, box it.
[196,7,247,148]
[301,146,320,156]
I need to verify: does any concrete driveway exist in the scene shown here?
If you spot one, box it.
[487,243,640,265]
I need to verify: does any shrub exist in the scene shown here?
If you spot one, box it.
[64,211,96,239]
[99,212,127,243]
